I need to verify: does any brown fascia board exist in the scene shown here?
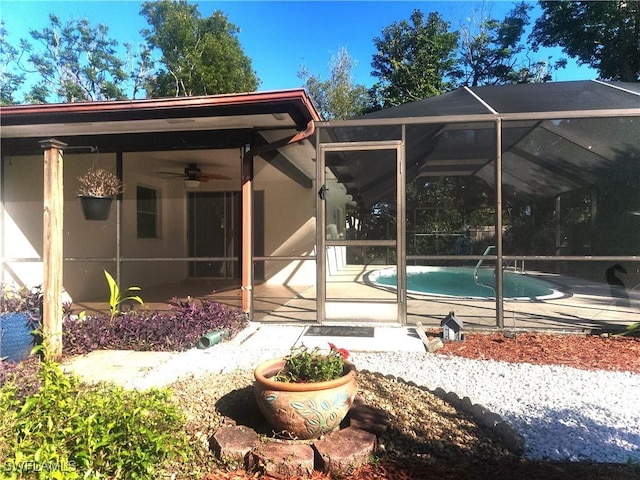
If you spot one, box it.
[0,89,321,131]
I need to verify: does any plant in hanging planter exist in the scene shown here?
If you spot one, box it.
[77,167,124,220]
[254,343,357,439]
[0,283,43,363]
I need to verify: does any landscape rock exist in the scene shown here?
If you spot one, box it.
[313,426,377,475]
[210,425,260,464]
[348,403,390,435]
[249,440,315,478]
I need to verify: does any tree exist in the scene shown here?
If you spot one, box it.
[298,47,371,120]
[531,1,640,82]
[141,0,259,97]
[0,22,25,105]
[459,2,554,86]
[370,10,459,108]
[22,14,134,103]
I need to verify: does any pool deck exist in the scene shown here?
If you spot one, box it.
[72,265,639,334]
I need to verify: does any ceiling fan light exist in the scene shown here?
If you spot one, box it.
[184,179,201,189]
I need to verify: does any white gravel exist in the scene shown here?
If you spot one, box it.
[120,333,640,465]
[354,351,640,464]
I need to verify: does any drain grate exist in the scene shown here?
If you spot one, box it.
[303,326,375,337]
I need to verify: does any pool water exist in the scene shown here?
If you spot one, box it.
[371,266,564,300]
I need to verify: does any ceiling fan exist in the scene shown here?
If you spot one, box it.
[158,163,231,185]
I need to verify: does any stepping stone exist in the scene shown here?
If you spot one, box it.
[249,440,315,478]
[313,426,377,475]
[211,425,260,464]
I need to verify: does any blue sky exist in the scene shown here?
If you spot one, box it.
[1,0,597,95]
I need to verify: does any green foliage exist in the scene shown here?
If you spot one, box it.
[298,47,372,120]
[371,9,459,108]
[619,322,640,337]
[140,0,259,97]
[0,21,25,105]
[22,14,136,103]
[103,270,143,323]
[276,344,348,383]
[0,361,191,479]
[458,2,553,86]
[531,1,640,82]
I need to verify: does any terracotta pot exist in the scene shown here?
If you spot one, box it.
[254,358,357,439]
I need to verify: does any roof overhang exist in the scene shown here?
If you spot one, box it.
[0,89,321,155]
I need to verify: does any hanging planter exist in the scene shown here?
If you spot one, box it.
[77,168,124,221]
[79,196,113,221]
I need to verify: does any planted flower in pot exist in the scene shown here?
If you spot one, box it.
[77,167,124,221]
[0,283,42,362]
[254,343,357,439]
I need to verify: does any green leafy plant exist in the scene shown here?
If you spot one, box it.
[104,270,143,323]
[619,322,640,337]
[0,360,192,479]
[275,343,350,383]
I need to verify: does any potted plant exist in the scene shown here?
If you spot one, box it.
[0,283,42,362]
[77,167,124,221]
[253,343,357,439]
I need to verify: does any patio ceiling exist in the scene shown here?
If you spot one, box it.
[322,80,640,208]
[0,89,320,187]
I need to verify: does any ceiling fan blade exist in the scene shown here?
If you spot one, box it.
[198,173,231,181]
[156,171,186,177]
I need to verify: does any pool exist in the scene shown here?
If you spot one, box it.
[369,266,566,300]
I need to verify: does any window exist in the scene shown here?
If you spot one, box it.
[136,186,159,238]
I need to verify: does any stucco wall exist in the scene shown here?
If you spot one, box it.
[119,153,188,291]
[2,153,191,301]
[255,157,317,285]
[255,159,350,286]
[2,151,348,300]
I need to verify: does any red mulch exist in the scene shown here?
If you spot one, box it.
[204,332,640,480]
[438,332,640,374]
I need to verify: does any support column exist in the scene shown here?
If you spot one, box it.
[241,145,253,316]
[39,139,67,361]
[494,120,504,328]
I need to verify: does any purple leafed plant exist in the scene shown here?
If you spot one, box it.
[63,297,247,355]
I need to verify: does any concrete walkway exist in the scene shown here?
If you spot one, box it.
[61,323,426,388]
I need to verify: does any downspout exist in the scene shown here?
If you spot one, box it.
[240,120,316,316]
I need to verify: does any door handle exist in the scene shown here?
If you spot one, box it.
[318,184,329,200]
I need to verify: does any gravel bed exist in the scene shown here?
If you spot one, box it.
[128,342,640,465]
[355,351,640,464]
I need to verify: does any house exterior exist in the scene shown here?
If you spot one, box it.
[2,81,640,356]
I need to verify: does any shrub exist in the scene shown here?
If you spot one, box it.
[0,283,42,327]
[63,297,248,355]
[0,356,41,399]
[275,343,350,383]
[0,361,191,479]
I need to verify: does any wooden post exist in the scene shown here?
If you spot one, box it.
[39,139,66,361]
[241,145,253,315]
